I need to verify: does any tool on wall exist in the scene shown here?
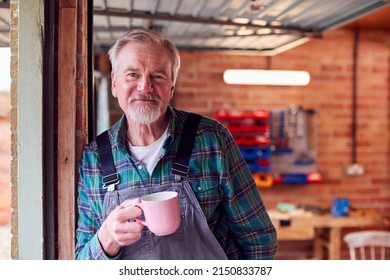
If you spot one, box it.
[217,106,321,187]
[270,106,319,184]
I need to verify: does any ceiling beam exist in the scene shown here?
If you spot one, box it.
[93,9,322,37]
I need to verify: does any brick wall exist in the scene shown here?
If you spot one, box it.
[174,28,390,259]
[9,0,18,259]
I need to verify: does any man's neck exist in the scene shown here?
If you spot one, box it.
[126,115,169,147]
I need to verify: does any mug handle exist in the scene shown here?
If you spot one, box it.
[132,201,148,226]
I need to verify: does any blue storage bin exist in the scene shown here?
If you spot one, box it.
[248,160,271,172]
[240,147,271,160]
[281,173,307,184]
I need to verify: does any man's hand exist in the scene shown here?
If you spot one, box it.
[98,198,144,257]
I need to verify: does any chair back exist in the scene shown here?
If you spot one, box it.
[343,230,390,260]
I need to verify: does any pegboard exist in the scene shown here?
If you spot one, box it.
[215,106,321,188]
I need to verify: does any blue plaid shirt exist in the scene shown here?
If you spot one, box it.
[75,106,277,259]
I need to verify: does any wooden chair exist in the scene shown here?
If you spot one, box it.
[343,230,390,260]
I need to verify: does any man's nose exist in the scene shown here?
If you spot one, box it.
[137,75,153,92]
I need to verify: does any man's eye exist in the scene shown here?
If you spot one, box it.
[126,73,138,79]
[152,74,169,81]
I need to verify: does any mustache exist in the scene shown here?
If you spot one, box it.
[129,94,161,103]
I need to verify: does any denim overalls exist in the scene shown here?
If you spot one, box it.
[97,113,228,260]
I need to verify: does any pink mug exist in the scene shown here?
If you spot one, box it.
[134,191,181,236]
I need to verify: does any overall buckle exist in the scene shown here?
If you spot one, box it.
[102,173,119,191]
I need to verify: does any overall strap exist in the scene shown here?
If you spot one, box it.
[96,131,119,190]
[171,113,202,178]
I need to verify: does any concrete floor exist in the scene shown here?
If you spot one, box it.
[0,225,11,260]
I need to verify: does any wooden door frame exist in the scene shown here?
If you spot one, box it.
[55,0,91,259]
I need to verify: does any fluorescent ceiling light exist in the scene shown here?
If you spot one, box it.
[223,69,310,86]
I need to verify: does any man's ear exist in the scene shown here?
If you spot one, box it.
[170,85,175,99]
[111,71,117,97]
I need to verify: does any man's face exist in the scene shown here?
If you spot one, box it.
[111,42,175,124]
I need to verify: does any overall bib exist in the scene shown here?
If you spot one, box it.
[97,113,228,260]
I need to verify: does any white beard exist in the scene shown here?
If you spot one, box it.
[128,94,162,124]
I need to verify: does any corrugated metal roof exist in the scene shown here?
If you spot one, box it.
[93,0,389,55]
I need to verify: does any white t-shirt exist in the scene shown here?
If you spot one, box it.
[128,127,169,175]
